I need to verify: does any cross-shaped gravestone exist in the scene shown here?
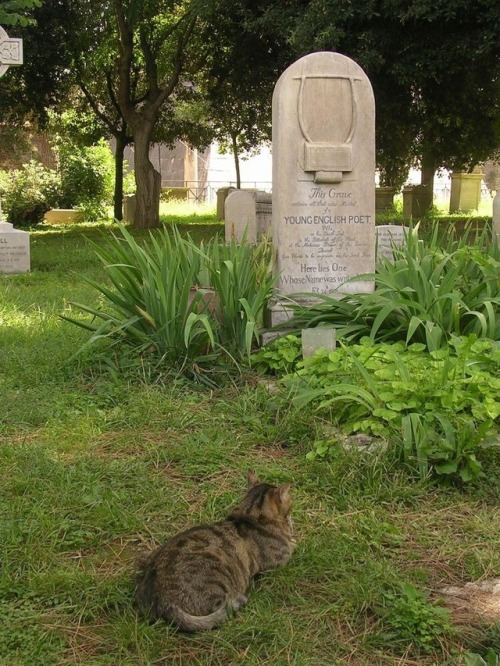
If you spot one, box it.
[0,26,23,77]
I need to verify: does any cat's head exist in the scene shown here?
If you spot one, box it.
[239,470,293,526]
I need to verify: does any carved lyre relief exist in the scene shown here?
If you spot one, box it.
[295,74,361,184]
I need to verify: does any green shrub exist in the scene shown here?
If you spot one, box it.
[285,223,500,351]
[58,139,114,221]
[286,336,499,482]
[251,334,302,375]
[0,161,60,225]
[63,225,276,381]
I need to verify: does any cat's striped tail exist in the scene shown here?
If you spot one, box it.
[165,604,228,632]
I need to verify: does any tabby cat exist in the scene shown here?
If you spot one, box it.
[134,471,295,631]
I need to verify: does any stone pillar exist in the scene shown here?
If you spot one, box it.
[270,52,375,325]
[375,186,397,213]
[216,186,236,220]
[493,191,500,241]
[402,185,433,218]
[449,170,484,213]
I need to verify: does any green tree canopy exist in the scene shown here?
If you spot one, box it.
[262,0,500,187]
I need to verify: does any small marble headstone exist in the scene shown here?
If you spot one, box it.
[270,52,375,325]
[302,327,336,358]
[376,224,408,262]
[0,221,30,273]
[225,190,272,243]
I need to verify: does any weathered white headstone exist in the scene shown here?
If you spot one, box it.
[302,327,336,358]
[376,224,409,262]
[0,221,30,273]
[270,52,375,324]
[225,190,272,243]
[0,26,23,78]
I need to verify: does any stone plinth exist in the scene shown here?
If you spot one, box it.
[375,186,397,213]
[123,195,136,223]
[44,209,82,225]
[0,221,30,273]
[493,192,500,240]
[402,185,433,218]
[376,224,409,262]
[449,171,483,213]
[270,52,375,326]
[225,190,272,243]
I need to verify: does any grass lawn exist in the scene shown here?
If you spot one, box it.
[1,207,499,665]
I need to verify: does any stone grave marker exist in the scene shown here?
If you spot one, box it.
[0,28,29,273]
[376,224,409,262]
[225,190,272,243]
[0,200,30,273]
[0,26,23,77]
[270,52,375,325]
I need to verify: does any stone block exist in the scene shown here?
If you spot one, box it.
[44,209,82,225]
[302,327,336,358]
[449,171,483,213]
[0,221,30,273]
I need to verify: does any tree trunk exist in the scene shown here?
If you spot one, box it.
[231,133,241,189]
[113,133,127,221]
[421,154,435,191]
[132,123,161,228]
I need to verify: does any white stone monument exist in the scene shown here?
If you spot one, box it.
[0,198,30,273]
[270,52,375,325]
[224,190,272,243]
[376,224,409,262]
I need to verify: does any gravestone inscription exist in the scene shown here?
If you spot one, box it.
[270,52,375,323]
[376,224,409,262]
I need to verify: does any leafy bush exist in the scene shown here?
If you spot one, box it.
[0,161,60,225]
[57,139,114,221]
[63,225,276,381]
[251,334,302,375]
[286,336,499,482]
[375,582,453,654]
[285,224,500,350]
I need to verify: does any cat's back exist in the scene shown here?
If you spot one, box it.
[134,473,294,631]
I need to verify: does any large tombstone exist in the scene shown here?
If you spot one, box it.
[270,52,375,324]
[224,190,272,243]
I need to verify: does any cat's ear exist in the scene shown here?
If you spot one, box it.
[274,484,291,505]
[247,470,260,487]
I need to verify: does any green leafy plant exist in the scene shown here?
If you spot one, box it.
[62,225,218,381]
[376,582,453,654]
[57,139,115,221]
[205,233,278,359]
[284,223,500,350]
[63,225,276,379]
[287,337,499,482]
[463,649,500,665]
[0,161,61,225]
[251,334,302,375]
